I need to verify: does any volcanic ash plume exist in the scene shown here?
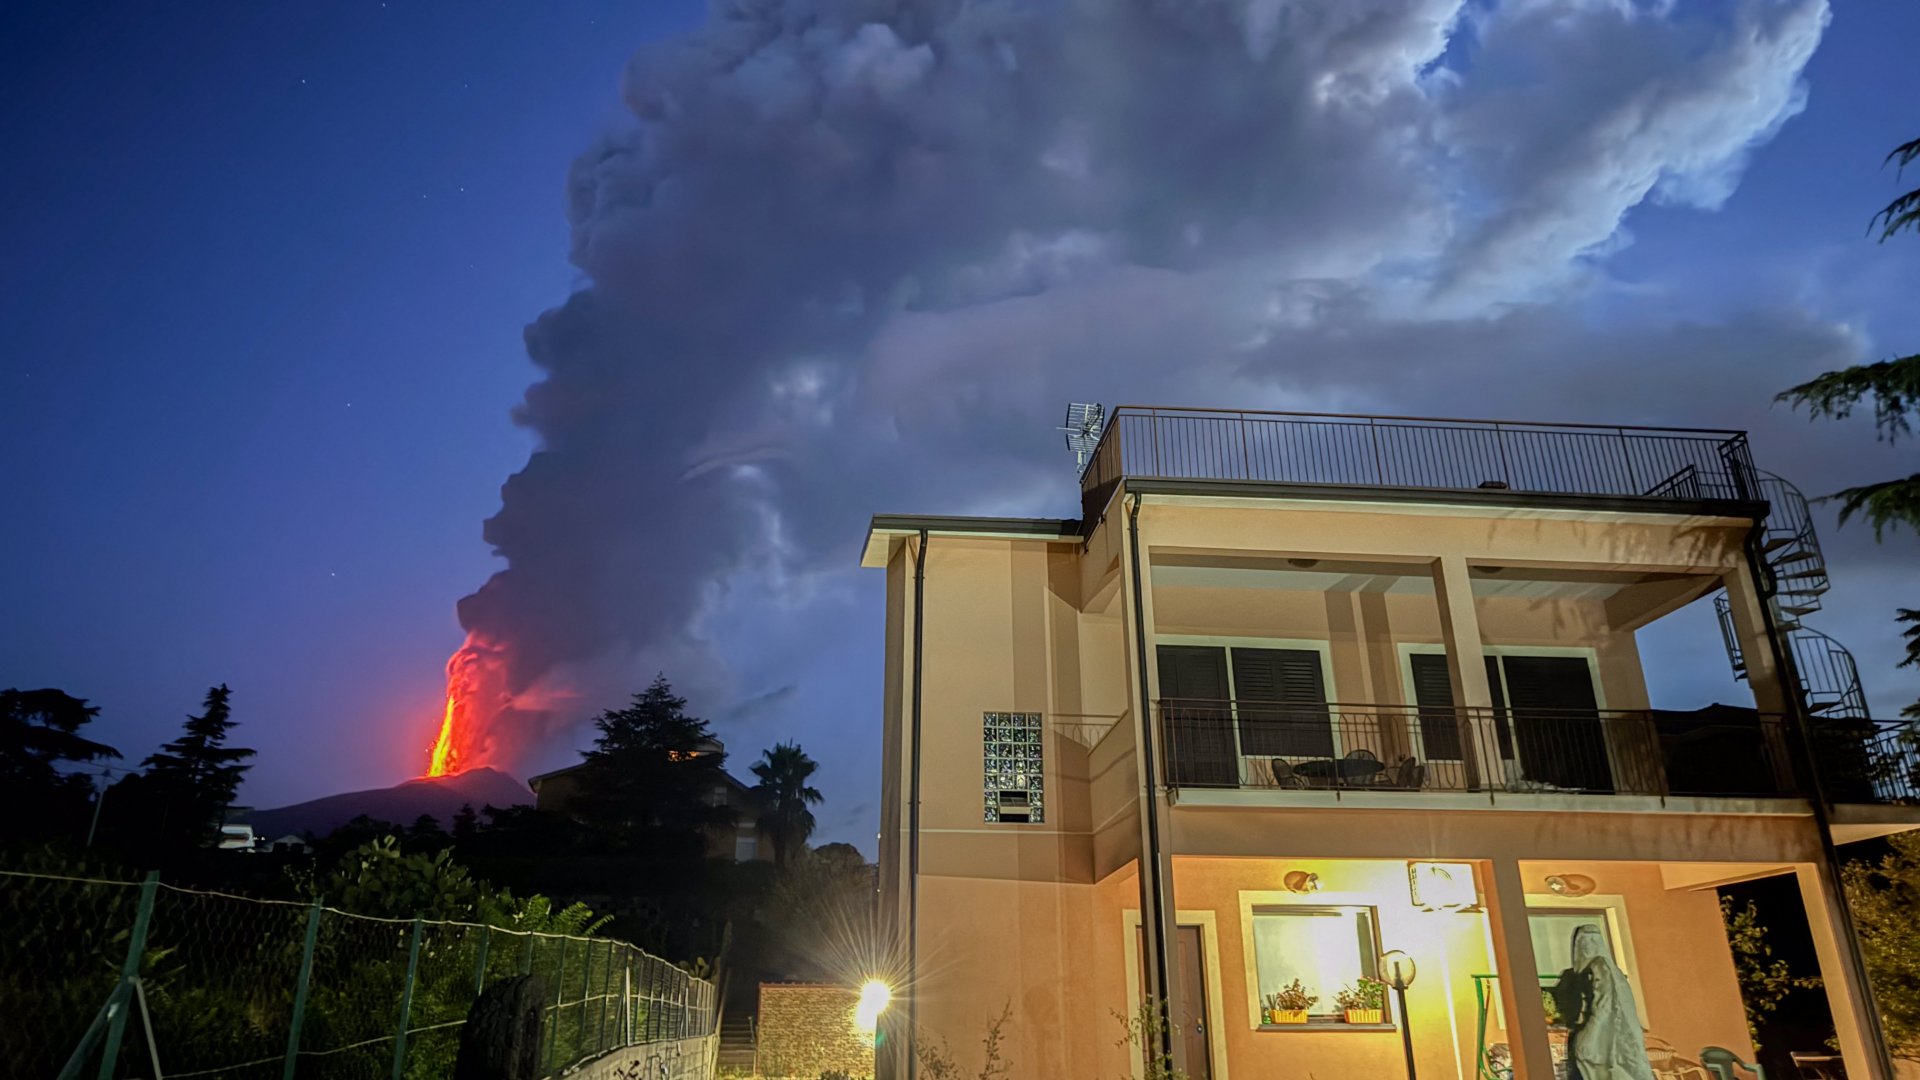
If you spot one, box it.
[418,0,1830,778]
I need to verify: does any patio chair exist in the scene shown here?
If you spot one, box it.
[1389,755,1426,790]
[1701,1046,1766,1080]
[1646,1036,1711,1080]
[1271,758,1306,789]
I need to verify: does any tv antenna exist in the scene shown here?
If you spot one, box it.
[1060,402,1105,473]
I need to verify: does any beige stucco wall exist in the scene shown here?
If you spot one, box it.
[866,492,1851,1079]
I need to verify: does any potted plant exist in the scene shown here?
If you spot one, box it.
[1264,979,1317,1024]
[1334,977,1387,1024]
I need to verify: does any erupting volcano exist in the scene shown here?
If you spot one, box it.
[421,636,507,778]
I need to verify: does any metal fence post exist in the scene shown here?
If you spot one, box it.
[282,898,324,1080]
[96,871,159,1080]
[521,930,535,975]
[390,918,424,1080]
[472,925,491,995]
[545,936,567,1072]
[578,936,595,1062]
[595,941,612,1054]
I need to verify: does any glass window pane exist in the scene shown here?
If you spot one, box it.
[1527,910,1613,974]
[1251,907,1378,1016]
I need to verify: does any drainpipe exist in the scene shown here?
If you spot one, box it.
[907,529,928,1080]
[1742,529,1896,1080]
[1126,497,1175,1065]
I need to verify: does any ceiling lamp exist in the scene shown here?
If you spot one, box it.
[1545,873,1597,898]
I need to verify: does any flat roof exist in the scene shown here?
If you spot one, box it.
[860,514,1084,567]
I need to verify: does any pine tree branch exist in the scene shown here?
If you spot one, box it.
[1876,136,1920,241]
[1820,473,1920,540]
[1775,355,1920,443]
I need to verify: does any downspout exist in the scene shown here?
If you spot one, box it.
[1741,530,1896,1080]
[907,529,928,1079]
[1126,496,1175,1064]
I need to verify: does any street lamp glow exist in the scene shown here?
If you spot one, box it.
[854,978,893,1034]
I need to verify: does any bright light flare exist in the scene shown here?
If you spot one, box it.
[426,693,462,777]
[853,979,892,1036]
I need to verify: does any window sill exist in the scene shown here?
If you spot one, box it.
[1257,1022,1397,1033]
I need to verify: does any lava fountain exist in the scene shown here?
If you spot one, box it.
[422,635,505,778]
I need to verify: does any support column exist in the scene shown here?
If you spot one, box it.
[1721,564,1791,714]
[1120,497,1188,1074]
[1482,860,1555,1080]
[1796,863,1890,1080]
[1433,556,1495,787]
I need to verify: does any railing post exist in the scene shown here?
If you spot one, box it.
[596,941,612,1053]
[472,924,491,994]
[1238,411,1252,480]
[390,917,424,1080]
[545,937,567,1071]
[282,897,325,1080]
[1368,416,1385,484]
[521,927,535,975]
[578,936,596,1062]
[97,871,159,1080]
[1617,427,1638,493]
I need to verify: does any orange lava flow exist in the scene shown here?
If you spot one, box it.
[425,693,460,777]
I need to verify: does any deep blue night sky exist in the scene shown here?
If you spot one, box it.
[4,1,1917,851]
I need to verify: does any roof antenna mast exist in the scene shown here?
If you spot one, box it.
[1060,402,1105,475]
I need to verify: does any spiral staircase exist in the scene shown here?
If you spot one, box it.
[1713,471,1904,800]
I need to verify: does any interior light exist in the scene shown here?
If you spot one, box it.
[1545,873,1597,897]
[1408,861,1478,910]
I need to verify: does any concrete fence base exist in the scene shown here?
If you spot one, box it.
[564,1034,719,1080]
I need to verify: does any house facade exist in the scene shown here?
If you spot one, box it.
[861,406,1920,1080]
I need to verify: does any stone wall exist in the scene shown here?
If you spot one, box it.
[756,983,875,1079]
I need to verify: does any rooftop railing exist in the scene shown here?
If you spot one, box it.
[1080,406,1759,519]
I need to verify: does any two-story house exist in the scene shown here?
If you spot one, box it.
[861,405,1919,1080]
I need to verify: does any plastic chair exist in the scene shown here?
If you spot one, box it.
[1701,1046,1767,1080]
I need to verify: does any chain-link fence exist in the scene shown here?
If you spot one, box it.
[0,869,718,1079]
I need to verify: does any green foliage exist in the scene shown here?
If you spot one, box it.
[316,836,489,921]
[1720,896,1821,1051]
[1872,136,1920,241]
[759,843,876,981]
[1333,977,1386,1011]
[575,675,737,855]
[752,740,824,868]
[1267,978,1318,1012]
[1113,999,1188,1080]
[142,684,256,847]
[1842,834,1920,1060]
[914,1002,1011,1080]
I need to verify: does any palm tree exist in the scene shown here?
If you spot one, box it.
[750,741,823,869]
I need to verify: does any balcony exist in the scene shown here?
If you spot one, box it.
[1080,406,1760,521]
[1158,700,1803,805]
[1159,700,1920,808]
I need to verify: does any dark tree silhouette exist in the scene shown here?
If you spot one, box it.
[0,688,118,840]
[575,675,735,856]
[750,741,823,869]
[143,684,255,847]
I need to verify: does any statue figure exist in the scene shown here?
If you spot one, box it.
[1555,924,1655,1080]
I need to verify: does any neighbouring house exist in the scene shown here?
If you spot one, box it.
[861,404,1920,1080]
[528,737,774,863]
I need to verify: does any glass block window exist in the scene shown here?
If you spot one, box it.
[983,712,1044,823]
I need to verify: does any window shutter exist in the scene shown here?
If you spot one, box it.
[1409,653,1463,760]
[1234,649,1333,757]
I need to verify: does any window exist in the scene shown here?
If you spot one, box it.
[1249,906,1380,1021]
[1527,910,1615,975]
[984,712,1043,823]
[733,829,759,862]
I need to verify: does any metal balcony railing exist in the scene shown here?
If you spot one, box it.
[1157,700,1800,802]
[1080,406,1759,519]
[1813,720,1920,805]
